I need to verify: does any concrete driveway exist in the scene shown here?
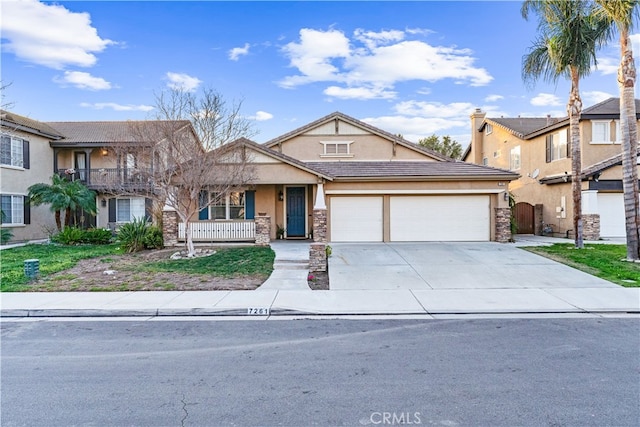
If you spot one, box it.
[328,242,620,290]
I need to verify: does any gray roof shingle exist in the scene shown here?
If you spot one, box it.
[305,161,518,179]
[46,120,192,145]
[1,110,64,138]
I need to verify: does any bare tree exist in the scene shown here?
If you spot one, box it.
[106,88,256,256]
[1,80,14,111]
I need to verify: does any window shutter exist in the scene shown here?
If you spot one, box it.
[245,190,255,220]
[23,196,31,224]
[108,198,116,223]
[198,190,209,220]
[545,135,552,163]
[22,140,30,169]
[145,198,153,222]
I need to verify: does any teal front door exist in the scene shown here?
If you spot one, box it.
[286,187,306,237]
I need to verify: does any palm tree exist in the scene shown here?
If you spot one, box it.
[596,0,640,260]
[28,175,97,231]
[522,0,609,249]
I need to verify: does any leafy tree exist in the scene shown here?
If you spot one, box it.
[522,0,609,249]
[418,135,463,159]
[596,0,640,260]
[28,175,97,231]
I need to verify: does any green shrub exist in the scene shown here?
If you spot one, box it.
[0,227,13,245]
[51,226,85,245]
[117,217,149,253]
[143,225,164,249]
[83,228,113,245]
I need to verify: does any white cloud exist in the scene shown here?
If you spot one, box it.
[80,102,154,112]
[229,43,250,61]
[363,115,467,142]
[485,94,504,102]
[279,27,492,99]
[55,71,111,90]
[323,85,396,100]
[249,111,273,121]
[530,93,562,107]
[393,100,476,118]
[1,0,113,69]
[583,90,615,106]
[595,56,620,75]
[166,72,202,92]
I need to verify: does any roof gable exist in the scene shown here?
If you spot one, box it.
[264,111,449,161]
[1,110,64,139]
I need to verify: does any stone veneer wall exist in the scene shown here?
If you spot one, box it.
[582,214,600,241]
[255,215,271,246]
[310,209,328,272]
[309,243,327,272]
[162,209,178,247]
[495,207,512,243]
[534,204,544,236]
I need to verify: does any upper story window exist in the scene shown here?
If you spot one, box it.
[510,146,521,170]
[493,149,501,158]
[485,124,493,135]
[1,135,27,168]
[320,141,353,157]
[482,157,488,166]
[591,120,614,144]
[546,130,568,162]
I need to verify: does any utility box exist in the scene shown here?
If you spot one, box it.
[24,259,39,280]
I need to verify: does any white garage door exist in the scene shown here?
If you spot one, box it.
[330,197,383,242]
[390,195,490,241]
[598,193,625,237]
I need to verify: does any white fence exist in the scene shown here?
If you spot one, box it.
[178,220,256,242]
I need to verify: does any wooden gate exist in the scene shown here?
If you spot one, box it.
[513,202,535,234]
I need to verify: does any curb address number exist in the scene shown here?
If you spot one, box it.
[247,307,270,315]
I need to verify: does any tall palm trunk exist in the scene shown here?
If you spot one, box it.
[568,68,584,249]
[619,31,640,260]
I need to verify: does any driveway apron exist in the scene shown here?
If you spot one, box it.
[328,242,619,290]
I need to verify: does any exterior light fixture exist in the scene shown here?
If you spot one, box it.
[278,191,284,201]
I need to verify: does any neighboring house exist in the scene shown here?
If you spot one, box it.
[463,97,640,239]
[44,120,196,230]
[1,111,63,242]
[184,112,519,244]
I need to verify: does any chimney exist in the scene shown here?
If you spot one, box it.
[469,108,487,164]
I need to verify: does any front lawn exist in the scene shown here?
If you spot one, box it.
[1,244,275,292]
[1,243,123,291]
[523,244,640,287]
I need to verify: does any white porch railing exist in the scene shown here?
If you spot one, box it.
[178,220,256,242]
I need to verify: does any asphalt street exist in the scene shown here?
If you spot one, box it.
[1,318,639,427]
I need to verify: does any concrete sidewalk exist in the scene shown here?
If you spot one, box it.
[2,287,638,318]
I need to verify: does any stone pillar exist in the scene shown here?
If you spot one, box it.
[309,243,327,272]
[583,214,600,241]
[162,208,178,247]
[313,209,327,243]
[534,204,544,235]
[495,207,512,243]
[255,215,271,246]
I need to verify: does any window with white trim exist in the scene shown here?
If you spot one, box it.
[116,197,146,222]
[485,124,493,135]
[321,141,352,157]
[591,120,612,144]
[482,157,488,166]
[547,130,568,162]
[493,149,501,158]
[1,135,24,167]
[510,146,521,170]
[202,191,246,220]
[1,195,24,225]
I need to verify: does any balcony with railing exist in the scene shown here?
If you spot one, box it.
[56,168,154,190]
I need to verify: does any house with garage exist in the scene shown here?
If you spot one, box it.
[180,112,519,245]
[1,111,63,242]
[463,97,640,239]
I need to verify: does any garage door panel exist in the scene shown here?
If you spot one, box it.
[598,193,625,237]
[330,197,383,242]
[390,196,489,241]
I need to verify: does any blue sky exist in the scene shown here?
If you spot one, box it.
[1,0,637,148]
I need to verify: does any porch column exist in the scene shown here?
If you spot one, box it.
[310,182,327,272]
[581,190,600,241]
[494,207,512,243]
[255,215,271,247]
[162,206,178,247]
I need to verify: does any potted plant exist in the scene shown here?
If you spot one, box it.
[276,224,286,239]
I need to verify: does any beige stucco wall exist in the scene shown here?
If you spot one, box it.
[275,134,435,162]
[1,129,58,242]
